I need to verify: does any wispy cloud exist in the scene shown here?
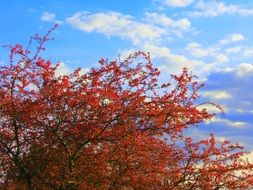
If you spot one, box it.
[225,46,242,54]
[41,12,63,24]
[202,90,231,100]
[145,12,191,31]
[189,0,253,17]
[65,11,192,45]
[186,42,214,58]
[159,0,195,7]
[243,48,253,57]
[235,63,253,78]
[203,68,253,119]
[54,62,89,77]
[221,63,253,78]
[219,34,245,45]
[186,42,228,63]
[206,117,247,128]
[142,44,207,75]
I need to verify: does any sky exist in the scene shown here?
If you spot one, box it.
[0,0,253,156]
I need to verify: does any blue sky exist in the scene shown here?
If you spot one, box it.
[1,0,253,157]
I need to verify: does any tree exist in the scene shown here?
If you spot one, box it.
[0,27,253,190]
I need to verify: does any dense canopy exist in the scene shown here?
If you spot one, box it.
[0,28,253,190]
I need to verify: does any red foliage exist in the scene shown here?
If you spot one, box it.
[0,28,253,190]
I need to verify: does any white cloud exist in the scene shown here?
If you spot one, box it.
[186,43,210,58]
[225,46,242,54]
[206,117,247,128]
[231,34,245,42]
[172,18,191,30]
[28,8,36,13]
[119,45,209,76]
[243,48,253,57]
[215,136,228,142]
[41,12,63,24]
[235,63,253,78]
[219,34,245,45]
[55,62,71,77]
[202,69,253,131]
[214,53,228,63]
[221,63,253,77]
[163,0,195,7]
[145,12,173,27]
[145,13,191,37]
[202,90,231,100]
[140,44,211,76]
[144,44,198,65]
[54,62,90,79]
[66,12,192,45]
[143,44,171,58]
[65,11,253,82]
[66,12,161,45]
[197,103,225,114]
[189,1,253,17]
[186,42,228,63]
[234,108,246,114]
[41,12,55,22]
[145,13,191,32]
